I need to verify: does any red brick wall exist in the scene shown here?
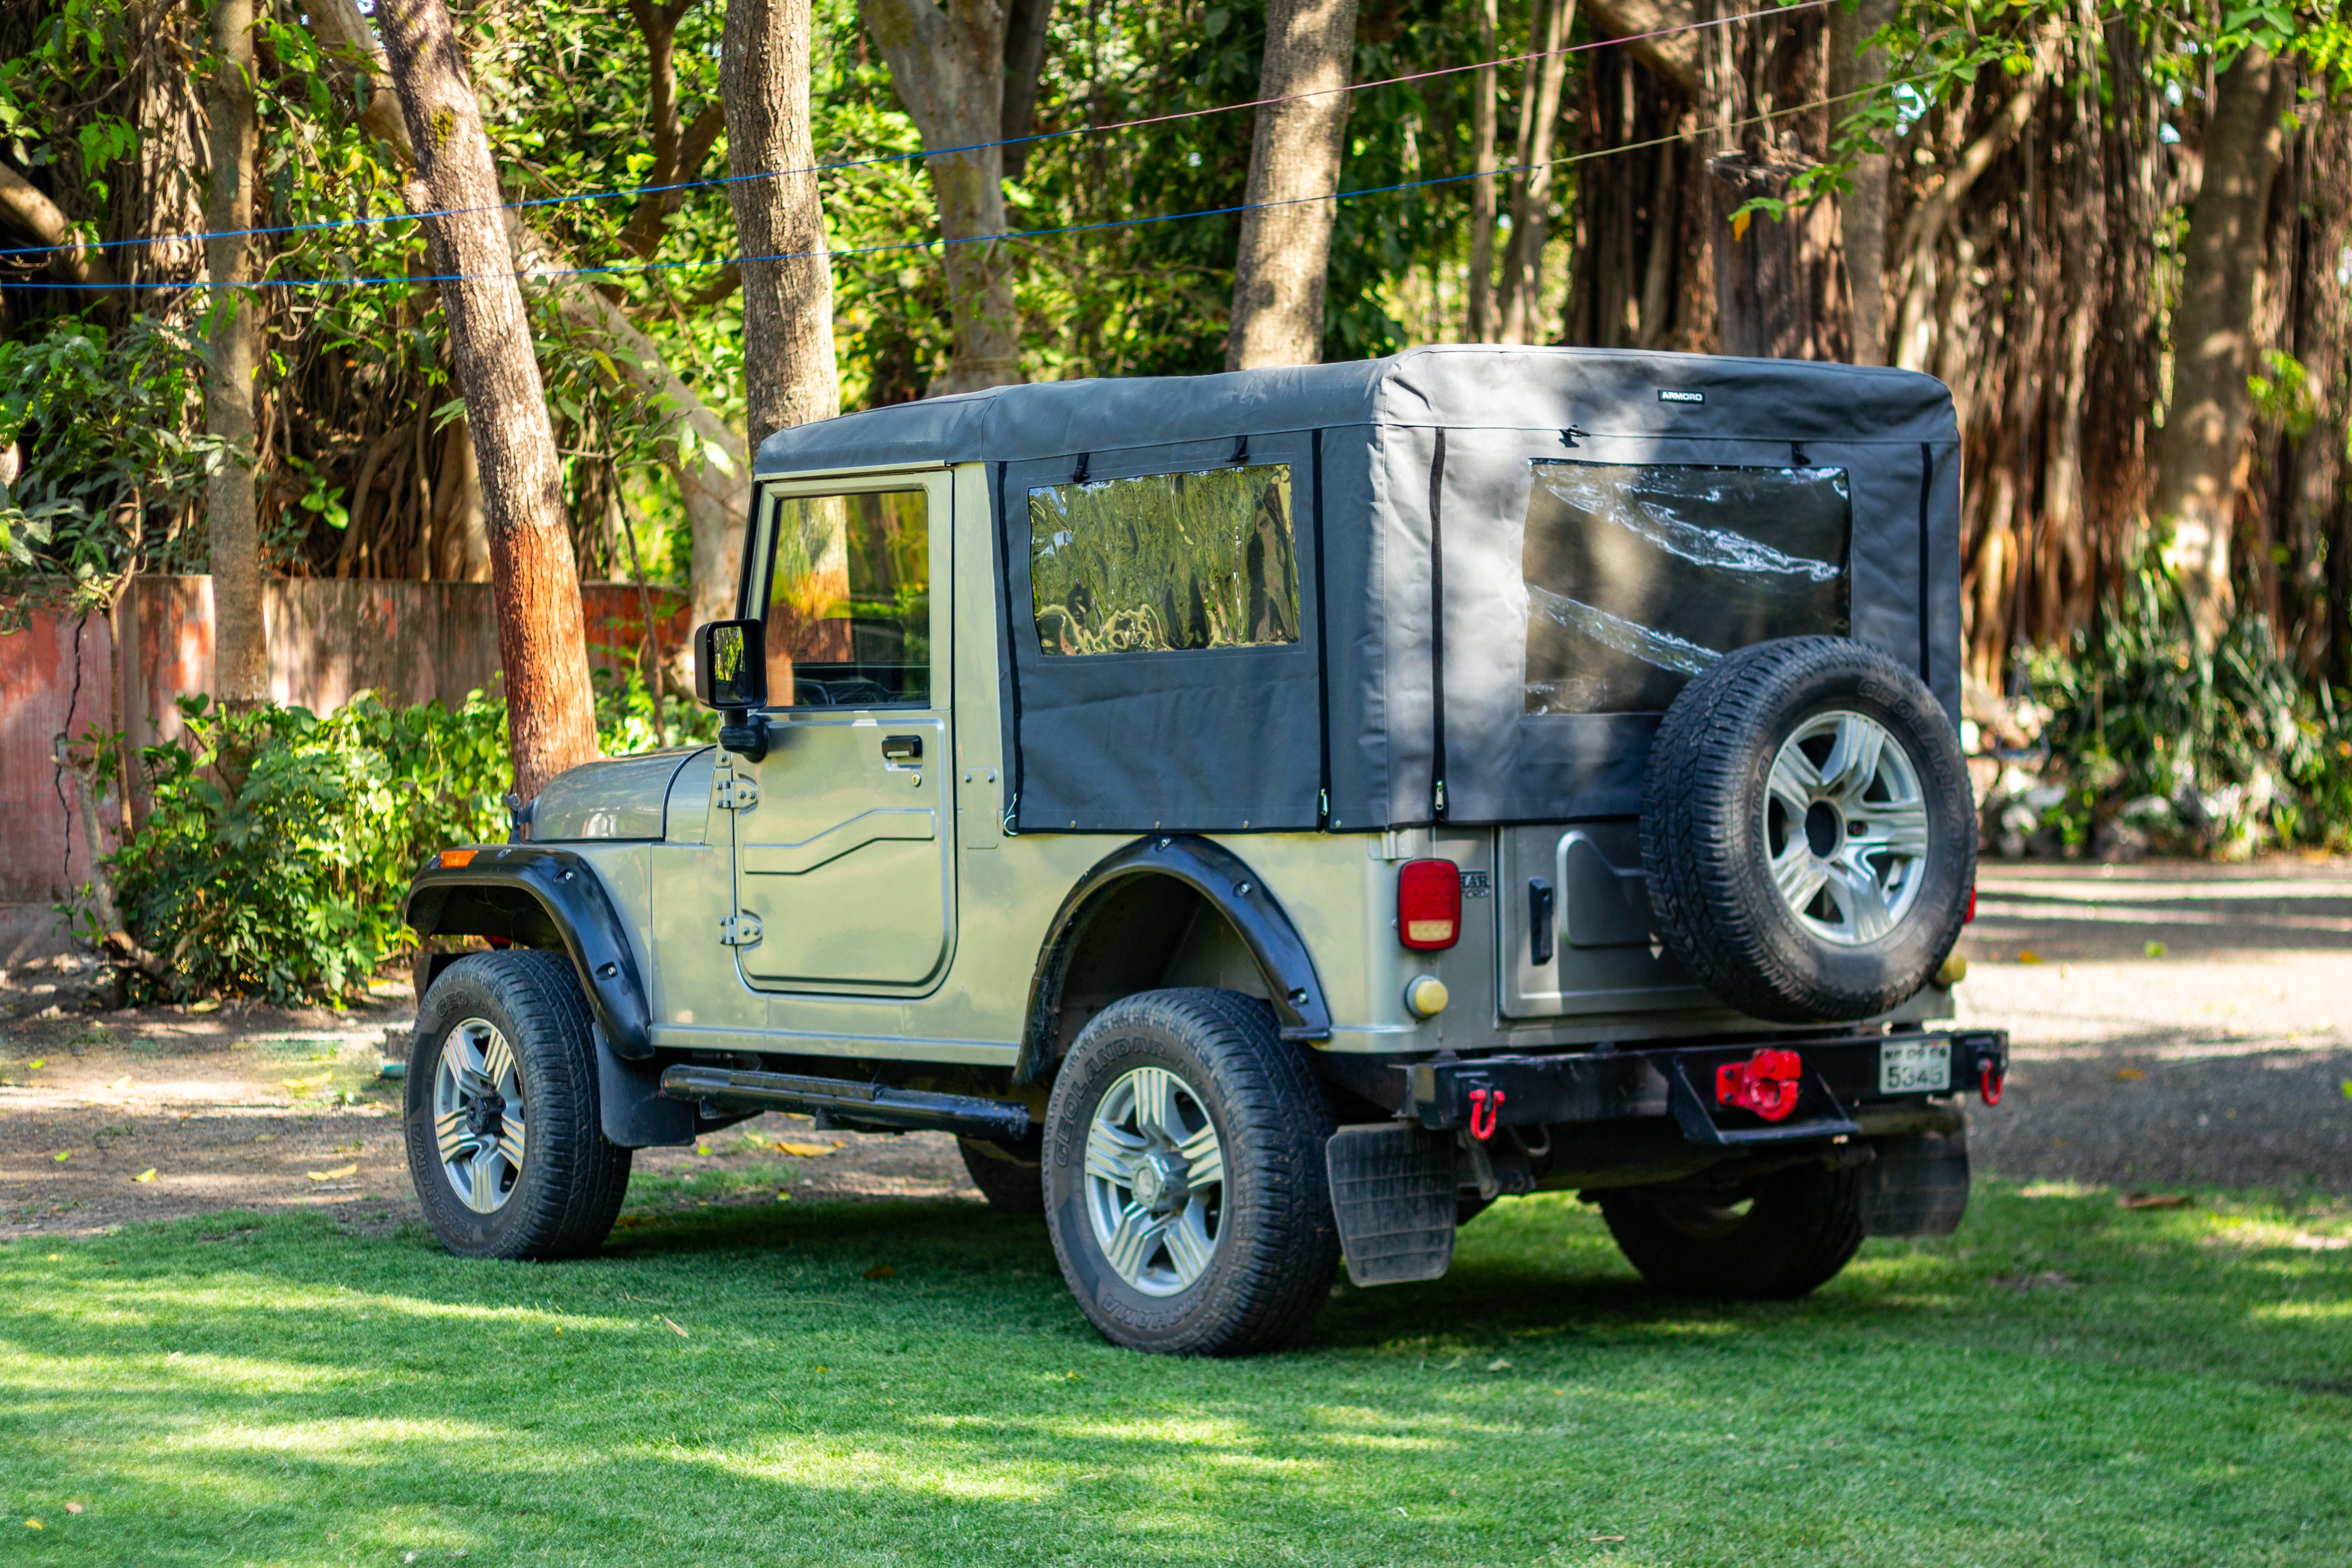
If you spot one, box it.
[0,577,690,960]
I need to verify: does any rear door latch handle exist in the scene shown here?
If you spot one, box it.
[882,735,923,764]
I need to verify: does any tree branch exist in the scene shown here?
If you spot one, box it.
[0,161,118,288]
[1581,0,1700,98]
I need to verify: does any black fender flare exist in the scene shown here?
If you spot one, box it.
[404,845,655,1063]
[1013,834,1332,1085]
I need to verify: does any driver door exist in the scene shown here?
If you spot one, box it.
[724,470,954,990]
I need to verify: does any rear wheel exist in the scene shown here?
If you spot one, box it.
[1044,988,1338,1355]
[405,951,631,1260]
[957,1135,1045,1215]
[1597,1162,1863,1299]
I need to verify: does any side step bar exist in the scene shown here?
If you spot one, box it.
[658,1064,1031,1143]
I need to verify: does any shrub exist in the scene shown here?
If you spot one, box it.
[81,672,718,1003]
[83,691,512,1004]
[2020,560,2352,856]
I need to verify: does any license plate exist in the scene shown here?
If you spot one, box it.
[1880,1039,1951,1094]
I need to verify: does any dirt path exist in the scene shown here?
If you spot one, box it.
[1955,860,2352,1191]
[0,969,979,1239]
[5,857,2349,1237]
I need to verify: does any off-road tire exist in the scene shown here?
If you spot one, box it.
[406,950,631,1260]
[958,1135,1045,1215]
[1641,636,1975,1022]
[1044,988,1339,1355]
[1598,1163,1865,1299]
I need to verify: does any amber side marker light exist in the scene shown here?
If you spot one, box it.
[1397,858,1462,951]
[438,849,478,869]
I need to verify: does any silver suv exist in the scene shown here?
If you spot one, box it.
[402,347,2004,1355]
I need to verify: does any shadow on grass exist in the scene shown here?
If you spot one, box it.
[2,1187,2348,1564]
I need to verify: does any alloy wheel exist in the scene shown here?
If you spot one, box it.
[431,1018,527,1214]
[1081,1065,1226,1297]
[1760,708,1931,946]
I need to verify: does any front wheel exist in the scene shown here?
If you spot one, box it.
[404,951,631,1260]
[1597,1162,1864,1299]
[1043,989,1338,1355]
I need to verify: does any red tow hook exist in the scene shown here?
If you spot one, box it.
[1980,1062,2005,1106]
[1716,1048,1804,1123]
[1467,1087,1504,1141]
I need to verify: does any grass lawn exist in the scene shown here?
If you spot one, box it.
[1,1181,2347,1566]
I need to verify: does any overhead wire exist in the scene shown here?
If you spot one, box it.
[0,0,1830,265]
[9,76,1905,295]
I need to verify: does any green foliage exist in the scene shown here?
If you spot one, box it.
[593,660,719,755]
[0,314,223,624]
[2248,349,2320,440]
[1028,465,1299,653]
[83,670,718,1003]
[88,692,512,1005]
[2024,559,2352,853]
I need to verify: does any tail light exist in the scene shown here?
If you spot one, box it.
[1964,883,1977,922]
[1397,858,1462,951]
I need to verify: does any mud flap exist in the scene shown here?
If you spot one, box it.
[1324,1123,1459,1286]
[1858,1127,1970,1236]
[594,1025,696,1148]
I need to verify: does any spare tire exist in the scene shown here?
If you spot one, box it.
[1640,636,1974,1023]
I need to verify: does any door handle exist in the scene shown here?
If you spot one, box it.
[1528,878,1555,966]
[881,735,923,764]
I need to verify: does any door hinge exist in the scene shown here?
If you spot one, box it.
[715,774,760,811]
[719,912,764,947]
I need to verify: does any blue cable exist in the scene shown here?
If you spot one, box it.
[0,0,1827,264]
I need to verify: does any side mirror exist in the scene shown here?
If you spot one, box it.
[693,618,767,710]
[694,619,770,761]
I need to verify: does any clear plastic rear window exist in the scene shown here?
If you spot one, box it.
[1521,461,1851,715]
[1029,465,1300,655]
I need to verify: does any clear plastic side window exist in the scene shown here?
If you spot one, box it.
[1521,461,1850,715]
[1028,465,1299,655]
[761,489,930,707]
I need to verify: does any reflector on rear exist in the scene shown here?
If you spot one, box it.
[1397,859,1462,951]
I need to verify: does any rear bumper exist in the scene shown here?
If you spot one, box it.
[1404,1028,2009,1148]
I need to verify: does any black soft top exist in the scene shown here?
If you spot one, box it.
[756,348,1961,835]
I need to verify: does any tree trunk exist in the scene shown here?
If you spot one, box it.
[1465,0,1499,340]
[619,0,728,260]
[724,0,841,453]
[1497,0,1573,344]
[1225,0,1360,370]
[1827,0,1894,365]
[1701,4,1843,363]
[1562,32,1711,354]
[377,0,598,800]
[306,0,751,633]
[2152,44,2293,651]
[862,0,1024,394]
[203,0,268,706]
[1709,152,1843,359]
[2271,108,2351,678]
[999,0,1056,180]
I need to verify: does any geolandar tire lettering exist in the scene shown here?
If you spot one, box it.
[1640,636,1976,1023]
[405,950,632,1261]
[1043,988,1339,1356]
